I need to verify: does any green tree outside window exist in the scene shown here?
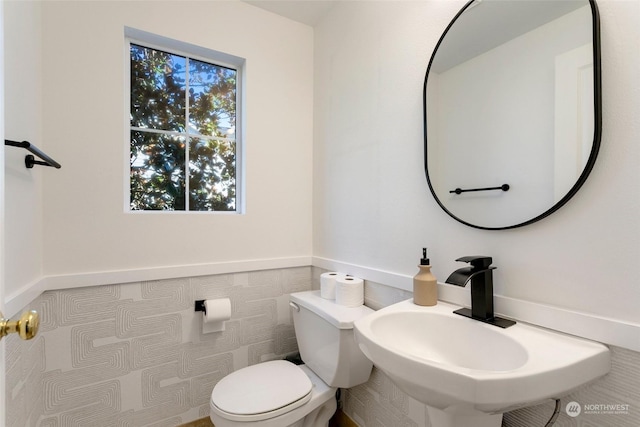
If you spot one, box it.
[130,44,237,211]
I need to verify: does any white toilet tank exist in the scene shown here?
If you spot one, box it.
[289,290,374,389]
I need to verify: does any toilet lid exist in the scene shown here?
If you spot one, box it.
[211,360,313,419]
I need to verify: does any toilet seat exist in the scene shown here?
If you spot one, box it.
[211,360,313,422]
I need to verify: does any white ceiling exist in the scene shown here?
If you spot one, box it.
[242,0,336,27]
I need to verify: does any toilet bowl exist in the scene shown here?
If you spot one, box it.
[209,362,336,427]
[209,290,374,427]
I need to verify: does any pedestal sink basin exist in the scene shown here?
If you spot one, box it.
[353,299,610,427]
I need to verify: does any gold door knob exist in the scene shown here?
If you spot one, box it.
[0,310,40,341]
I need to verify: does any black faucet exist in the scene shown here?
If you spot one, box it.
[445,256,515,328]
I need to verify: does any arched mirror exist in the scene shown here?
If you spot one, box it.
[424,0,601,230]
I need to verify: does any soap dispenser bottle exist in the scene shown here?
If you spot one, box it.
[413,248,438,306]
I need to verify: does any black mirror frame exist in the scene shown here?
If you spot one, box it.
[423,0,602,230]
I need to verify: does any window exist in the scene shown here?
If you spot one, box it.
[129,38,240,212]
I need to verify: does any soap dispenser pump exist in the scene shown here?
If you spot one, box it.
[413,248,438,306]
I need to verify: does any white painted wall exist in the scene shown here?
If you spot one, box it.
[3,1,44,300]
[1,1,6,423]
[40,1,314,275]
[313,0,640,324]
[4,0,638,337]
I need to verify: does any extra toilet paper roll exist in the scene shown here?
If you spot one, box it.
[320,272,344,299]
[335,276,364,307]
[203,298,232,333]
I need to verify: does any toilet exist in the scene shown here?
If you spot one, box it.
[209,290,374,427]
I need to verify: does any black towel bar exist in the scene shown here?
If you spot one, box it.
[450,184,509,195]
[4,139,61,169]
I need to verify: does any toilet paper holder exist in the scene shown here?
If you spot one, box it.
[194,300,207,314]
[195,299,232,333]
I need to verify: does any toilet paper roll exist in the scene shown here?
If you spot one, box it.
[320,272,344,299]
[203,298,232,333]
[335,276,364,307]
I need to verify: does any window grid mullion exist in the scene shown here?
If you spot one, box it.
[185,57,190,211]
[130,127,234,142]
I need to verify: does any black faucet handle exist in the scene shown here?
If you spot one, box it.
[455,256,493,270]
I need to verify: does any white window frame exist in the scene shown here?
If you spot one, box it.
[124,27,245,214]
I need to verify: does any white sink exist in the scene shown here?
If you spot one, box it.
[353,299,610,427]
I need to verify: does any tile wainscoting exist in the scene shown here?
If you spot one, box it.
[342,345,640,427]
[5,267,312,426]
[329,268,640,427]
[5,266,640,426]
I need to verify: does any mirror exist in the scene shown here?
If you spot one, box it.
[424,0,601,230]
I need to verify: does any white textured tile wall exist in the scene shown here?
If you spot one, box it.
[503,345,640,427]
[5,267,312,426]
[344,344,640,427]
[312,269,640,427]
[7,266,639,427]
